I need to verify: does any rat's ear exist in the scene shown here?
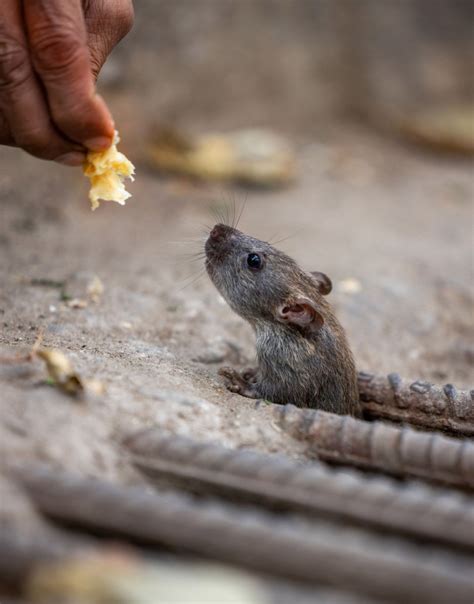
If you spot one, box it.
[310,271,332,296]
[277,297,324,333]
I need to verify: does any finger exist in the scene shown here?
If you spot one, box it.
[84,0,134,80]
[0,0,86,163]
[24,0,115,151]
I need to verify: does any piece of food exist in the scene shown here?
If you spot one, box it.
[83,131,135,210]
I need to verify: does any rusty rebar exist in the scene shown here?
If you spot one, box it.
[16,466,474,603]
[358,371,474,436]
[276,405,474,490]
[125,430,474,549]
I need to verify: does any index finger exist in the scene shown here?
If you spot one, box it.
[23,0,114,150]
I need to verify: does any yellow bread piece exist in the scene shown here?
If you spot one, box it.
[83,131,135,210]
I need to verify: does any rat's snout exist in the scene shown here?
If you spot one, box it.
[205,223,236,267]
[209,223,229,243]
[206,223,234,253]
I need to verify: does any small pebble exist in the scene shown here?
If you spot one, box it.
[337,278,362,294]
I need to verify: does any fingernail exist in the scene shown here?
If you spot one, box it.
[85,136,112,151]
[55,151,86,166]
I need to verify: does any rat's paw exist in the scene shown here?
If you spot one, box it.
[241,367,259,383]
[218,366,259,398]
[218,367,244,391]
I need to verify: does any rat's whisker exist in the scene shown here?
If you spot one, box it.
[234,193,247,229]
[217,202,231,227]
[188,255,207,263]
[223,203,230,226]
[168,239,206,245]
[173,256,206,268]
[180,266,204,281]
[166,253,206,269]
[210,204,225,225]
[227,197,234,226]
[209,204,218,223]
[231,195,237,228]
[184,247,207,257]
[177,250,207,259]
[178,268,206,291]
[268,229,302,246]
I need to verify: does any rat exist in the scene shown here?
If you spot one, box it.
[205,223,361,417]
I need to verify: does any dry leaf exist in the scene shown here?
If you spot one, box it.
[36,348,85,396]
[0,332,104,399]
[400,104,474,155]
[35,348,106,398]
[87,275,104,303]
[83,131,135,210]
[149,127,295,186]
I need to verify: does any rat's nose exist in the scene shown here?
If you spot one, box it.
[209,224,228,242]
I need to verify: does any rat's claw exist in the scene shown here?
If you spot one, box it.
[218,366,259,399]
[242,367,258,383]
[218,366,239,380]
[218,366,244,390]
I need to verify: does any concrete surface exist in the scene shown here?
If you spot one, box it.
[1,125,473,499]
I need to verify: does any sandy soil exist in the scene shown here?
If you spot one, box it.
[0,126,473,529]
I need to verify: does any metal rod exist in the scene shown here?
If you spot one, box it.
[125,430,474,549]
[16,466,474,603]
[276,405,474,489]
[358,372,474,436]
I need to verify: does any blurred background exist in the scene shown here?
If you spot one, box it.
[104,0,474,144]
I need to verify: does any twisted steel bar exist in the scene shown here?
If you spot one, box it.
[125,430,474,549]
[276,405,474,489]
[358,372,474,436]
[16,466,474,603]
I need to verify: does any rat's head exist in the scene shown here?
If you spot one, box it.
[205,224,332,332]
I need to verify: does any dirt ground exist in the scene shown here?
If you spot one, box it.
[0,125,473,532]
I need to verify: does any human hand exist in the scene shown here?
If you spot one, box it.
[0,0,133,165]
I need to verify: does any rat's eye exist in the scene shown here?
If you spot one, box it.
[247,253,263,271]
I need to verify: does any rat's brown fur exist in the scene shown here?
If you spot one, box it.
[205,224,361,416]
